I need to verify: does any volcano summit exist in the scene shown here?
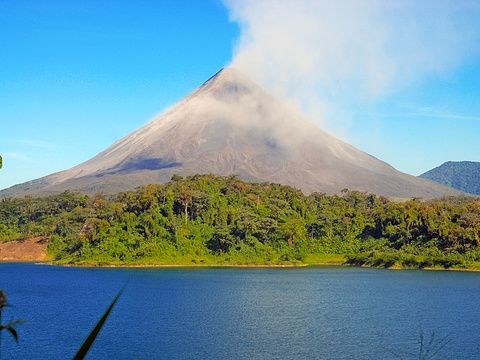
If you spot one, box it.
[1,68,457,198]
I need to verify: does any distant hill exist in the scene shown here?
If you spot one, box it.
[420,161,480,195]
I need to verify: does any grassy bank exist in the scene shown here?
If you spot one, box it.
[48,252,480,272]
[50,251,346,268]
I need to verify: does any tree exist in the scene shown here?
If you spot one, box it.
[207,227,237,253]
[170,174,183,182]
[176,185,193,225]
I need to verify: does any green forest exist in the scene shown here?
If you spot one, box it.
[1,175,480,269]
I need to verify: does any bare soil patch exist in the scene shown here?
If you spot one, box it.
[0,237,48,262]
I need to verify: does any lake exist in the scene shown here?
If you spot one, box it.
[1,264,480,359]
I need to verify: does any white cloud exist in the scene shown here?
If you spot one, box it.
[1,152,31,161]
[19,139,56,149]
[369,110,480,122]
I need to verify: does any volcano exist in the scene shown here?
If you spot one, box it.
[1,68,458,198]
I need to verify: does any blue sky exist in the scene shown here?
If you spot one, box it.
[1,0,479,190]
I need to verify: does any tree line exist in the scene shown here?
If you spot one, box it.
[1,175,479,268]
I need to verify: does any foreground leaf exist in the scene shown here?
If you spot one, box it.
[73,288,124,360]
[6,327,18,343]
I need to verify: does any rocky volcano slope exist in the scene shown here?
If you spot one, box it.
[1,68,458,199]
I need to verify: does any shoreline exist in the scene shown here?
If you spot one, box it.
[41,262,316,269]
[2,260,480,273]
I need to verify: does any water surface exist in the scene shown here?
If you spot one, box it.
[1,264,480,359]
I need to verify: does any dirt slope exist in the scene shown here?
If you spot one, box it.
[0,237,48,262]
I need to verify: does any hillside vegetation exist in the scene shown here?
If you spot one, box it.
[1,175,479,269]
[420,161,480,195]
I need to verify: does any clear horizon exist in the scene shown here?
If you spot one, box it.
[1,0,480,190]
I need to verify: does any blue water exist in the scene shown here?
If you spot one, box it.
[1,264,480,359]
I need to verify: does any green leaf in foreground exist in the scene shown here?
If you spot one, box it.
[73,288,124,360]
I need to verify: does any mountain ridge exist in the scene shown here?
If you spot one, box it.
[420,161,480,195]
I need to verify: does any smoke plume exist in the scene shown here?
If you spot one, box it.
[223,0,480,133]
